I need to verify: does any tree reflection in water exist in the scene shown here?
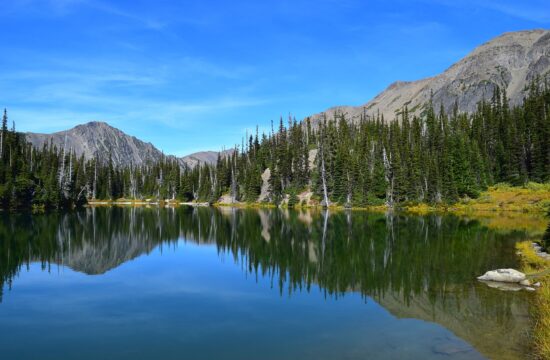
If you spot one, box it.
[0,207,534,359]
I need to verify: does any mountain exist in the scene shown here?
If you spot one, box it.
[309,29,550,123]
[26,121,162,167]
[25,121,223,168]
[25,30,550,168]
[180,151,224,168]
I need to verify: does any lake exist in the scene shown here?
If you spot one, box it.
[0,207,535,359]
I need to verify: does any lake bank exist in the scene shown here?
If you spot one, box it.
[86,184,550,237]
[87,182,550,214]
[516,239,550,359]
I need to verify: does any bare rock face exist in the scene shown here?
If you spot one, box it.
[258,168,271,202]
[309,29,550,123]
[25,121,225,168]
[26,121,162,167]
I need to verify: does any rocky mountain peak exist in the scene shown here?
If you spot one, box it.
[308,29,550,124]
[25,121,223,168]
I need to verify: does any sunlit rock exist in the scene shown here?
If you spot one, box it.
[477,269,526,283]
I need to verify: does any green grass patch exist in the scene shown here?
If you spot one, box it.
[516,240,550,359]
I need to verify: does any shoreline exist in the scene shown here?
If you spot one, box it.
[86,183,550,215]
[85,199,549,235]
[86,199,549,214]
[516,240,550,359]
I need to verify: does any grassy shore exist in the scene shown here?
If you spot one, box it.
[402,182,550,214]
[516,241,550,359]
[232,182,550,214]
[87,182,550,214]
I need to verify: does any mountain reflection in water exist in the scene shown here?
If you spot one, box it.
[0,207,533,359]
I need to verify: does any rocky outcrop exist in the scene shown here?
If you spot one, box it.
[308,30,550,123]
[258,168,271,202]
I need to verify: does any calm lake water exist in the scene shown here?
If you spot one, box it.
[0,207,534,359]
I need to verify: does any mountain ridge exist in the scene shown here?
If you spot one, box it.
[25,121,225,168]
[307,29,550,123]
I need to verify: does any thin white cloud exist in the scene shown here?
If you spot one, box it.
[12,95,270,133]
[0,45,266,135]
[83,0,168,30]
[424,0,550,23]
[118,97,271,129]
[178,57,255,80]
[2,0,162,30]
[4,0,85,17]
[11,108,106,133]
[3,0,209,30]
[484,1,550,23]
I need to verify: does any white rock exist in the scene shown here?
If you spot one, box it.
[525,287,536,292]
[519,279,531,286]
[533,282,542,287]
[477,269,526,283]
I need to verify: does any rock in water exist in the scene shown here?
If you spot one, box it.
[477,269,526,283]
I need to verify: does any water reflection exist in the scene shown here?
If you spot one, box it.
[0,207,533,359]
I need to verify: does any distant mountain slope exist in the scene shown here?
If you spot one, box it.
[26,121,162,167]
[309,29,550,123]
[26,121,222,168]
[181,151,223,168]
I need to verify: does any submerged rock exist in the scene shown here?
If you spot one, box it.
[477,269,526,283]
[432,342,473,356]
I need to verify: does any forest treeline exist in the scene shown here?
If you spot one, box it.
[1,80,549,210]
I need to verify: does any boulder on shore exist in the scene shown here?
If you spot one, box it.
[477,269,526,283]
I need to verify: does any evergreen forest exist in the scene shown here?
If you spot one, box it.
[1,80,549,210]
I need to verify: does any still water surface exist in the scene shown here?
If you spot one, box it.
[0,207,533,359]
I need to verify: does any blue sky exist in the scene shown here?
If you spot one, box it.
[1,0,549,156]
